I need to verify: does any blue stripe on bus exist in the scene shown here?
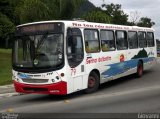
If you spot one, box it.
[101,57,155,78]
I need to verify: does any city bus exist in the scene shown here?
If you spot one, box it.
[12,20,157,95]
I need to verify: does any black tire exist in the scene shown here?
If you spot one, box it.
[136,61,143,78]
[84,72,100,93]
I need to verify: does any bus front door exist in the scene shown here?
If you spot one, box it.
[67,28,85,92]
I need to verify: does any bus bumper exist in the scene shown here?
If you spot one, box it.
[13,81,67,95]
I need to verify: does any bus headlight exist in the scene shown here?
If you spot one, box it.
[17,78,20,82]
[52,79,55,82]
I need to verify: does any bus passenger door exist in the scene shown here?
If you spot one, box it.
[67,28,85,92]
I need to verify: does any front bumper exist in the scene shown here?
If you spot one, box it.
[13,81,67,95]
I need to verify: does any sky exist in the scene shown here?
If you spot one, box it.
[89,0,160,39]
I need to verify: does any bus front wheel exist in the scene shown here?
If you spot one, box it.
[85,72,100,93]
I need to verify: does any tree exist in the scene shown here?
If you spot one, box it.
[82,9,111,23]
[14,0,51,24]
[0,12,15,48]
[74,0,95,18]
[0,0,24,24]
[129,11,141,25]
[40,0,61,19]
[0,0,11,18]
[60,0,86,19]
[102,3,128,25]
[60,0,76,19]
[137,17,155,28]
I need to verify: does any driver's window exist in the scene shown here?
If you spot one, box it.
[67,28,84,68]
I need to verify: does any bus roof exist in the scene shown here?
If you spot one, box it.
[17,20,154,32]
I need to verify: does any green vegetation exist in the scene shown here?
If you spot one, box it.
[102,3,128,25]
[82,8,111,23]
[0,49,12,85]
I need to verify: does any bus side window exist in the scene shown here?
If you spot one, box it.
[138,32,147,48]
[84,29,100,53]
[100,30,115,51]
[67,28,84,68]
[116,31,128,50]
[128,31,138,49]
[147,32,155,47]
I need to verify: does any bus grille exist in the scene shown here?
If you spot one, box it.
[22,79,49,83]
[23,87,48,92]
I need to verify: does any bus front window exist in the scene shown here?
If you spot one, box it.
[13,34,64,70]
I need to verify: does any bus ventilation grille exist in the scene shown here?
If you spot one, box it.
[22,79,49,83]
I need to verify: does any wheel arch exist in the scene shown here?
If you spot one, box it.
[89,69,100,81]
[84,68,100,93]
[138,59,144,67]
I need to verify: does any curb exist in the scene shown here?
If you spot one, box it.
[0,84,19,98]
[0,92,20,99]
[0,84,14,88]
[0,84,25,98]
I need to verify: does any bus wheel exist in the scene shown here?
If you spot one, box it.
[136,61,143,78]
[85,72,100,93]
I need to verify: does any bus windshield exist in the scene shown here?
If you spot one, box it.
[13,33,64,70]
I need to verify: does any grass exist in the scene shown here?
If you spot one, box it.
[0,48,12,86]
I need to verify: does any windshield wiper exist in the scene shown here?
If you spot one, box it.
[36,33,48,50]
[32,33,50,67]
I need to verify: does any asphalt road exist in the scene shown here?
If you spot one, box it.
[0,63,160,116]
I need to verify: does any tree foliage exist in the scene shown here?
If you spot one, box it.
[137,17,155,28]
[0,12,15,38]
[102,3,128,25]
[60,0,76,19]
[82,9,111,23]
[14,0,51,24]
[0,12,15,48]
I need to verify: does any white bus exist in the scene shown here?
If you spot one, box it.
[12,20,157,95]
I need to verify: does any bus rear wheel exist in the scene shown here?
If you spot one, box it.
[85,72,100,93]
[136,61,143,78]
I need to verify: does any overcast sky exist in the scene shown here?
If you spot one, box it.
[89,0,160,39]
